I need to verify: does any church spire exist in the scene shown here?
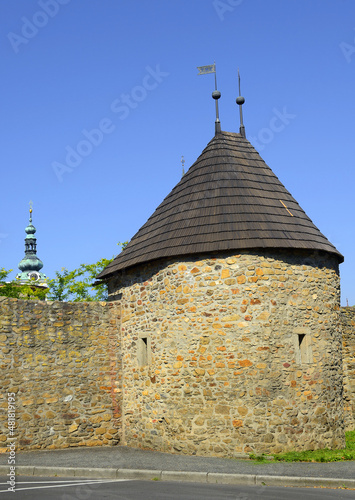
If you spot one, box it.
[16,202,47,283]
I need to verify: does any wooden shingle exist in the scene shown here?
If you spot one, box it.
[97,131,343,279]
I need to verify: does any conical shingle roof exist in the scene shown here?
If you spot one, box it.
[97,131,343,280]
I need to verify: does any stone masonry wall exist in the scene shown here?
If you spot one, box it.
[0,297,121,451]
[108,249,345,457]
[341,306,355,431]
[0,259,351,457]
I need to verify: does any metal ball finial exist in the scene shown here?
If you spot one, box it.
[212,90,221,100]
[237,69,246,138]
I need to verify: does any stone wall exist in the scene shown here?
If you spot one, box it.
[1,260,352,457]
[0,297,121,450]
[108,249,345,457]
[341,306,355,431]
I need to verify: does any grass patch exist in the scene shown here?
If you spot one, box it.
[248,453,270,463]
[272,430,355,462]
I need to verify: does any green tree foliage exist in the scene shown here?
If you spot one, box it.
[0,268,9,281]
[47,257,113,302]
[47,242,128,302]
[0,268,49,300]
[1,242,128,303]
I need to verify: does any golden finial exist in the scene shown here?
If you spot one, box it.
[29,200,33,214]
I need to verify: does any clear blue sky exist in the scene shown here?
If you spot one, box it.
[1,0,354,306]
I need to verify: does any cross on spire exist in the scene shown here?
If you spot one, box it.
[181,155,185,177]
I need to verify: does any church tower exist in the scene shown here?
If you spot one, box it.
[16,203,47,285]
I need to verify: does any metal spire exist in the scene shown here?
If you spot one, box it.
[212,62,221,134]
[197,62,221,135]
[181,155,185,177]
[236,68,246,138]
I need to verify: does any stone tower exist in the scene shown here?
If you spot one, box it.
[97,102,344,456]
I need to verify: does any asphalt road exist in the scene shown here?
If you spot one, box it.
[0,477,354,500]
[2,446,354,479]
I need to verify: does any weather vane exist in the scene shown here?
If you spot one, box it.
[197,61,221,134]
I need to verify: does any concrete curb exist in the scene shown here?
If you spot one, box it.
[1,466,354,489]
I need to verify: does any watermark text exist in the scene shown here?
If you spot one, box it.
[340,29,355,63]
[52,64,169,183]
[249,106,296,151]
[7,392,16,493]
[7,0,71,54]
[213,0,243,22]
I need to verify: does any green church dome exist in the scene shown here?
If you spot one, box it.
[16,205,47,283]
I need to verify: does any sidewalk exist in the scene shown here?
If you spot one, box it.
[1,445,354,488]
